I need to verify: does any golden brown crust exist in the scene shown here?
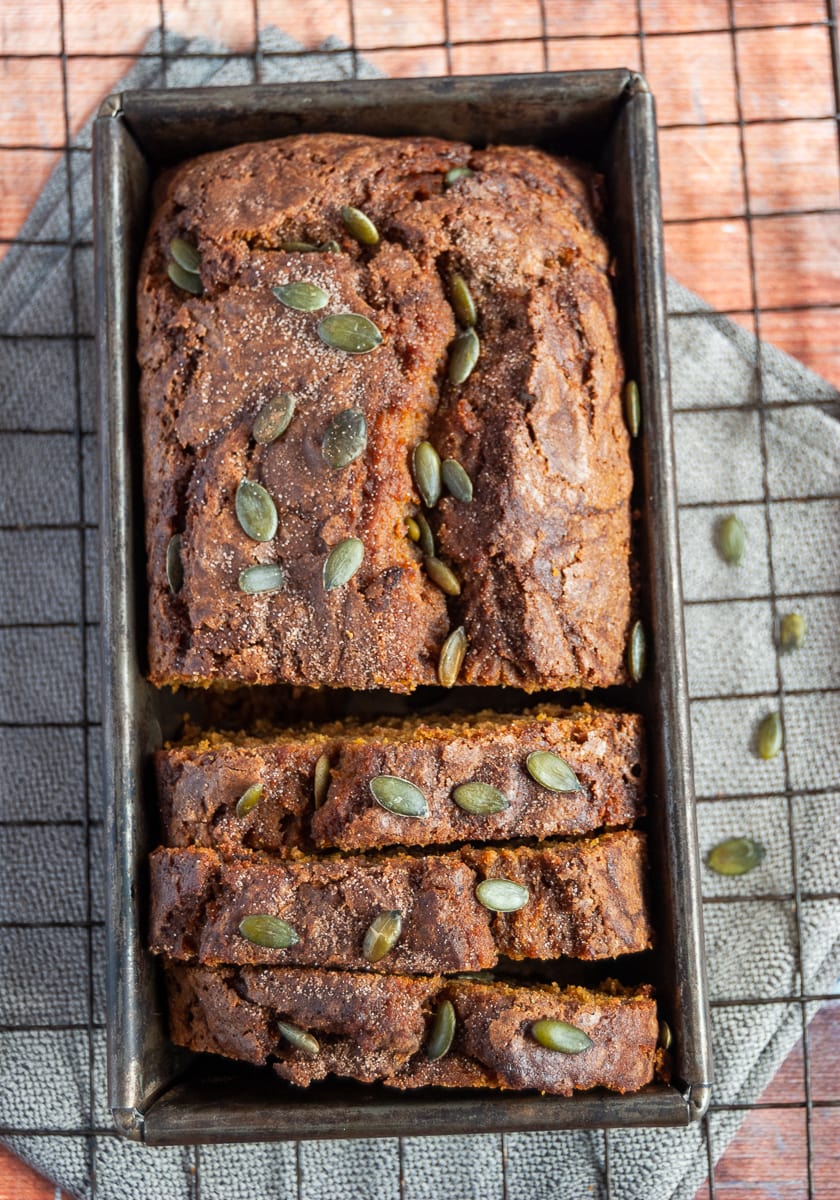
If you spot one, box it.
[138,133,630,691]
[165,964,662,1094]
[156,704,645,854]
[148,831,652,973]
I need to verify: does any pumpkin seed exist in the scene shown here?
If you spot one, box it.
[369,774,429,818]
[444,166,474,187]
[779,611,806,651]
[320,240,341,253]
[441,458,473,503]
[450,273,476,327]
[238,563,286,595]
[413,441,442,507]
[253,392,296,444]
[707,836,766,876]
[627,619,646,682]
[405,516,421,542]
[314,753,331,809]
[718,514,746,566]
[238,914,300,949]
[449,327,480,386]
[438,625,467,687]
[415,512,435,557]
[452,782,509,816]
[236,783,263,817]
[525,750,581,793]
[318,312,383,354]
[167,260,203,296]
[323,537,364,591]
[475,878,529,912]
[424,555,461,596]
[531,1019,593,1054]
[426,999,456,1062]
[624,379,641,437]
[277,1020,320,1056]
[757,711,783,760]
[363,910,402,963]
[281,240,319,253]
[166,533,183,594]
[322,407,367,468]
[659,1020,673,1051]
[170,237,201,274]
[341,205,379,246]
[272,281,329,312]
[235,479,278,542]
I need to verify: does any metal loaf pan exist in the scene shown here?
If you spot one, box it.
[94,71,712,1144]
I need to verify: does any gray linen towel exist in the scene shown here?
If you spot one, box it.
[1,29,838,1200]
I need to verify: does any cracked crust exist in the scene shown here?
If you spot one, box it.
[165,964,665,1094]
[138,133,631,690]
[147,830,652,972]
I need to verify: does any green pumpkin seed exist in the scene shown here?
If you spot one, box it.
[238,914,300,949]
[277,1020,320,1056]
[236,783,263,817]
[167,260,203,296]
[452,782,509,816]
[441,458,473,503]
[322,407,367,468]
[449,327,480,386]
[166,533,183,594]
[413,441,442,507]
[363,910,402,963]
[405,517,421,542]
[444,166,474,187]
[313,753,331,809]
[281,241,319,253]
[323,537,364,591]
[624,379,641,437]
[415,512,435,557]
[659,1020,673,1051]
[427,999,456,1062]
[525,750,581,793]
[320,240,341,253]
[531,1019,593,1054]
[475,878,529,912]
[170,237,201,274]
[438,625,467,688]
[718,514,746,566]
[757,711,783,760]
[424,555,461,596]
[253,392,296,444]
[238,563,286,595]
[318,312,383,354]
[707,836,766,876]
[272,281,329,312]
[627,619,646,682]
[450,273,476,328]
[235,479,278,543]
[369,775,429,818]
[779,611,806,651]
[341,205,379,246]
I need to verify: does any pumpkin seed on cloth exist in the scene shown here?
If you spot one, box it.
[323,538,364,591]
[238,563,286,595]
[717,513,746,565]
[277,1020,320,1056]
[363,910,403,963]
[369,775,429,818]
[426,1000,456,1062]
[530,1019,593,1053]
[449,273,476,328]
[448,327,480,386]
[413,441,442,508]
[236,783,263,817]
[438,625,467,687]
[475,878,529,912]
[252,392,296,444]
[166,533,183,594]
[779,611,806,650]
[322,407,367,468]
[314,753,331,809]
[525,751,581,793]
[627,619,646,682]
[170,237,201,274]
[757,711,783,760]
[424,555,461,596]
[624,379,641,437]
[238,914,300,949]
[441,458,473,503]
[707,836,766,876]
[167,260,203,296]
[318,312,383,354]
[452,782,509,816]
[235,479,278,542]
[341,205,379,246]
[272,281,329,312]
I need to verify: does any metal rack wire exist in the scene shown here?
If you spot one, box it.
[0,1,838,1197]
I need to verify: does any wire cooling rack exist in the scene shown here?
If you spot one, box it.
[0,2,838,1198]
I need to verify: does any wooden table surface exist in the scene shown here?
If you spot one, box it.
[1,2,838,1197]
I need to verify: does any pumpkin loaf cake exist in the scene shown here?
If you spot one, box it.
[138,133,631,691]
[165,964,665,1094]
